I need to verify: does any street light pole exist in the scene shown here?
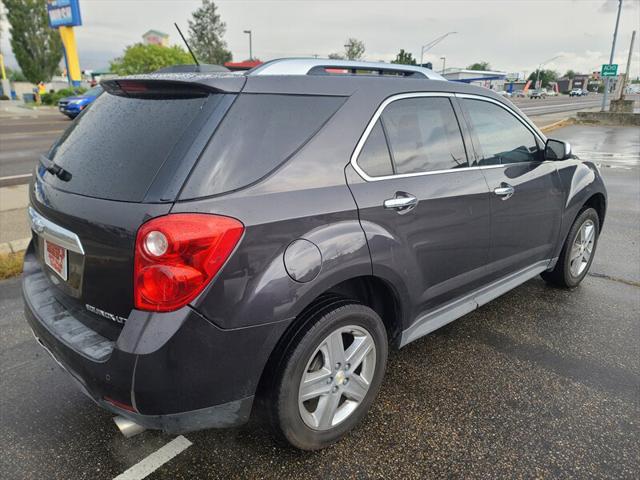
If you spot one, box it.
[602,0,623,111]
[420,32,457,66]
[534,55,561,89]
[243,30,253,60]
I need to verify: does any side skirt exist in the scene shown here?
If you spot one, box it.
[399,260,551,347]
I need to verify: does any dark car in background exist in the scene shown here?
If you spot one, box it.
[58,85,103,119]
[23,59,607,450]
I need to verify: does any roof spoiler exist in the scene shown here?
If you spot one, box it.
[101,79,212,98]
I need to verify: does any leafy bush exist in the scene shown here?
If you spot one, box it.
[0,95,10,101]
[110,43,194,75]
[41,87,87,105]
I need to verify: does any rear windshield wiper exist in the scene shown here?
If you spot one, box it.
[39,155,72,182]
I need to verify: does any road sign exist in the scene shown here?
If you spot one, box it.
[47,0,82,28]
[601,64,618,77]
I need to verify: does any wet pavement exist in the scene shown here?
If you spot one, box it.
[1,124,638,479]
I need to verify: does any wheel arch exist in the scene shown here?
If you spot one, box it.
[583,192,606,229]
[253,274,403,411]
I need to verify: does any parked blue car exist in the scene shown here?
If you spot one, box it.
[58,85,103,119]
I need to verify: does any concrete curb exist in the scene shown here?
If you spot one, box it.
[0,237,30,256]
[0,174,32,188]
[539,117,574,133]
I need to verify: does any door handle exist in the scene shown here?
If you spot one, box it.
[494,184,515,200]
[384,193,418,213]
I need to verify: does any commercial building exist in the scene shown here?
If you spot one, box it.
[441,68,507,90]
[142,30,170,47]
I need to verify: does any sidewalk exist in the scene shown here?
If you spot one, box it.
[0,184,30,254]
[0,101,59,118]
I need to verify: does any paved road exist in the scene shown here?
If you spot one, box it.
[0,124,638,479]
[0,95,611,184]
[0,109,69,180]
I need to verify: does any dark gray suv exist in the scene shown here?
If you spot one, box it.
[23,59,607,450]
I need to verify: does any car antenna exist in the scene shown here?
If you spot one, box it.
[174,22,200,68]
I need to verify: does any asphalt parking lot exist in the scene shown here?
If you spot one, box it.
[1,124,638,479]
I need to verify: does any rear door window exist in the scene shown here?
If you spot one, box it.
[380,97,468,174]
[46,91,209,202]
[180,94,345,198]
[356,119,394,177]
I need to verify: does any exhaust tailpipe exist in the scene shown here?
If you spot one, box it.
[113,416,146,438]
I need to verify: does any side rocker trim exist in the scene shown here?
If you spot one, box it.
[400,260,551,347]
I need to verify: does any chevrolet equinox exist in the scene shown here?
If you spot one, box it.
[23,59,607,450]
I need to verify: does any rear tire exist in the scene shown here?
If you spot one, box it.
[268,302,388,450]
[541,207,600,288]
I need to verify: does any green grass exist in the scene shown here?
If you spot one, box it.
[0,252,24,280]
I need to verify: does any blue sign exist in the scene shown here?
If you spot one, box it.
[47,0,82,28]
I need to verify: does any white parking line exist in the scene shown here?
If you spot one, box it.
[113,435,193,480]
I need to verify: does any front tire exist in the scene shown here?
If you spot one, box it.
[542,207,600,288]
[269,302,388,450]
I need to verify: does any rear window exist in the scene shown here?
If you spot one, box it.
[180,94,345,198]
[45,91,209,202]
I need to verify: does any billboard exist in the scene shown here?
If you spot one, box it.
[47,0,82,28]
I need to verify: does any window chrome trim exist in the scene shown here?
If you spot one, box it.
[350,91,546,182]
[351,92,458,182]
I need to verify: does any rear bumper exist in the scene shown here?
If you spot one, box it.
[22,243,286,433]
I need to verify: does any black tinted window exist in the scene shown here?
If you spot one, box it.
[380,97,467,174]
[46,92,208,201]
[182,94,345,198]
[357,120,394,177]
[463,99,539,165]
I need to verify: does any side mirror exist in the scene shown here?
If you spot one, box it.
[545,139,571,160]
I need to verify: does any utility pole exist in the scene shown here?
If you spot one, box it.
[602,0,622,111]
[243,30,253,60]
[617,30,636,100]
[440,56,446,74]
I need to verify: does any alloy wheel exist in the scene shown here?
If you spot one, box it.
[298,325,376,430]
[569,219,595,277]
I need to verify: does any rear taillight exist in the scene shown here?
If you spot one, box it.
[134,214,244,312]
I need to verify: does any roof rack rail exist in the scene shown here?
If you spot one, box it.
[248,58,446,81]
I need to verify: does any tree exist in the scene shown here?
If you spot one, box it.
[110,44,194,75]
[344,38,365,60]
[328,52,344,60]
[3,0,63,83]
[467,61,491,71]
[187,0,232,65]
[563,69,576,79]
[392,49,417,65]
[527,69,558,88]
